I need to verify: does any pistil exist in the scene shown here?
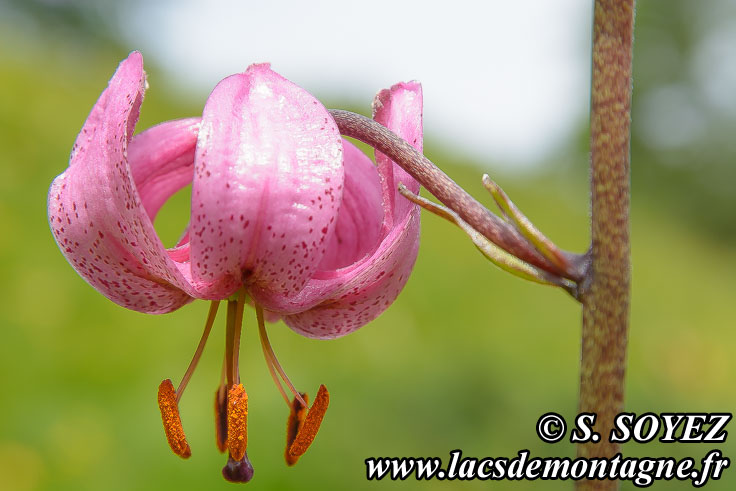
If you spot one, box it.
[222,453,255,483]
[224,289,246,386]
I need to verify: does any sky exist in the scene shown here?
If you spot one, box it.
[122,0,592,169]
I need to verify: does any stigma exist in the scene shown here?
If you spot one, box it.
[155,288,330,482]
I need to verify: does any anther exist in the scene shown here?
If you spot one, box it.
[157,379,191,458]
[288,384,329,460]
[214,385,228,453]
[284,392,309,466]
[226,383,248,461]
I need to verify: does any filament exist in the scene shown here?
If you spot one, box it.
[176,300,220,402]
[255,303,307,408]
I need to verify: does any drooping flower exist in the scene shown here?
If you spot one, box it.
[269,80,423,340]
[48,52,422,481]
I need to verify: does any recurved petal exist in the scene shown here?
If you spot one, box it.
[277,82,423,339]
[315,140,384,271]
[284,211,419,338]
[373,81,423,223]
[250,139,384,313]
[190,64,344,299]
[128,118,240,299]
[129,117,200,221]
[48,52,209,313]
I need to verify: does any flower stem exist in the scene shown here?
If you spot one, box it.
[577,1,634,489]
[398,183,577,296]
[328,109,586,281]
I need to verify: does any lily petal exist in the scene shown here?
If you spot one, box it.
[284,214,419,338]
[269,82,423,338]
[127,118,241,298]
[374,82,423,223]
[316,140,384,271]
[129,117,201,222]
[48,52,226,313]
[191,64,344,301]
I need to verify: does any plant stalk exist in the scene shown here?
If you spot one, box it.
[577,1,634,489]
[329,109,586,281]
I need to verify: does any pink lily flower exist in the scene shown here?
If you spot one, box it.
[48,52,422,481]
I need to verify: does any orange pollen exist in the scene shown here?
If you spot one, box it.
[157,379,191,459]
[288,384,329,460]
[284,392,309,466]
[226,383,248,461]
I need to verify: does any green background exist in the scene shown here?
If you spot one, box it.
[0,1,734,489]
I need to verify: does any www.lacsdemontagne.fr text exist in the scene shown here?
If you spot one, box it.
[365,449,729,487]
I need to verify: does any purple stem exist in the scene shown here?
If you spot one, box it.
[329,109,586,283]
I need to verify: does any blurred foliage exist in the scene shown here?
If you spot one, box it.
[1,3,735,491]
[631,0,736,241]
[1,0,133,49]
[570,0,736,241]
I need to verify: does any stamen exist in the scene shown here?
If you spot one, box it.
[176,301,220,402]
[285,392,309,466]
[222,452,254,483]
[157,379,191,459]
[214,384,227,453]
[226,383,248,461]
[255,305,290,405]
[288,384,330,459]
[255,303,307,408]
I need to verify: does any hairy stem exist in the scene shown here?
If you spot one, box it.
[329,109,586,282]
[577,1,634,489]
